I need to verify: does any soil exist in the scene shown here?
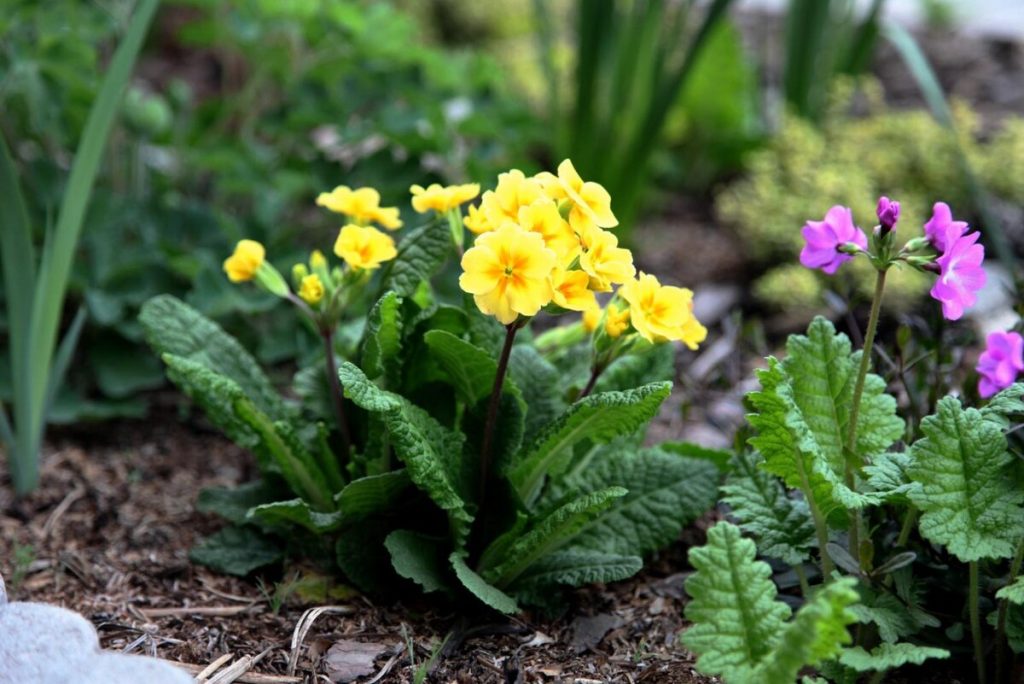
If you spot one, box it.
[0,415,719,684]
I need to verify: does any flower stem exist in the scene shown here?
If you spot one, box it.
[970,560,986,684]
[578,364,604,400]
[846,268,887,569]
[996,540,1024,683]
[479,322,519,504]
[321,327,352,459]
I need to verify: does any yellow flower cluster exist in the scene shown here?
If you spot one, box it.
[410,183,480,214]
[458,160,706,349]
[316,186,402,230]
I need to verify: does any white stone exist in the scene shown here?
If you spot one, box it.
[0,601,191,684]
[0,571,6,606]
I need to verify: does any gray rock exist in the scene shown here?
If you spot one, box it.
[0,601,191,684]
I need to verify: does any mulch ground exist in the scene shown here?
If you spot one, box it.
[0,417,719,684]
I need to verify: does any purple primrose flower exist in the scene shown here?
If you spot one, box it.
[977,331,1024,398]
[930,224,986,321]
[799,206,868,275]
[924,202,969,253]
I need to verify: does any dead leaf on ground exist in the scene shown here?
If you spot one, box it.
[323,639,387,683]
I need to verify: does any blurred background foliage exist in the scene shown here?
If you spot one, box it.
[0,0,1017,425]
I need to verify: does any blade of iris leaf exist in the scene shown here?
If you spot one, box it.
[17,0,160,493]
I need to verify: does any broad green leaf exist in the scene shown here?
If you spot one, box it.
[754,579,859,683]
[423,329,516,406]
[863,450,918,502]
[247,499,344,534]
[508,345,567,437]
[141,295,287,420]
[998,577,1024,604]
[511,551,642,592]
[450,552,519,614]
[361,291,403,383]
[336,520,396,595]
[907,396,1024,562]
[542,448,719,559]
[197,480,283,525]
[851,590,924,643]
[385,529,451,594]
[482,487,628,588]
[981,382,1024,428]
[839,643,950,672]
[384,219,450,296]
[339,363,473,543]
[190,526,283,576]
[658,440,733,472]
[683,522,792,682]
[335,470,411,521]
[722,450,816,565]
[509,382,672,505]
[593,341,675,393]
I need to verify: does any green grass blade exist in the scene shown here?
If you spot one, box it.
[841,0,885,74]
[15,0,160,493]
[570,0,614,166]
[43,306,88,419]
[531,0,563,154]
[0,401,13,449]
[883,22,1015,267]
[783,0,834,119]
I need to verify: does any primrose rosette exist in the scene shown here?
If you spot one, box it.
[139,160,719,617]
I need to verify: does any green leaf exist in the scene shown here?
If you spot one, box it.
[335,470,411,522]
[508,345,567,437]
[863,450,918,503]
[197,480,283,525]
[981,382,1024,428]
[339,362,473,542]
[543,448,719,559]
[482,487,628,588]
[361,291,403,383]
[998,577,1024,605]
[683,522,792,682]
[141,295,287,420]
[722,450,816,565]
[336,520,397,595]
[907,396,1024,562]
[247,499,344,534]
[754,579,859,683]
[424,329,510,406]
[509,382,672,505]
[658,440,734,473]
[839,643,950,672]
[851,590,924,643]
[384,219,451,296]
[511,551,642,592]
[450,552,519,614]
[593,342,675,393]
[190,526,284,576]
[385,530,451,594]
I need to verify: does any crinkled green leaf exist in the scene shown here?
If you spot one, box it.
[850,590,923,643]
[424,329,521,407]
[543,448,719,558]
[754,579,859,683]
[509,382,671,505]
[339,362,473,543]
[246,499,343,534]
[384,219,450,296]
[196,480,283,525]
[335,470,411,522]
[863,450,918,503]
[722,450,816,565]
[482,487,627,587]
[510,551,642,592]
[361,291,403,383]
[140,294,286,419]
[683,522,792,682]
[593,341,675,393]
[981,382,1024,428]
[336,520,396,595]
[509,345,567,437]
[658,440,734,472]
[450,552,519,614]
[190,526,283,576]
[907,396,1024,562]
[839,643,950,672]
[385,530,451,594]
[998,577,1024,605]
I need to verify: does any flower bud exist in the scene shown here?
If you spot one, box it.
[906,256,940,273]
[837,242,864,255]
[902,236,932,253]
[292,263,309,288]
[876,196,899,234]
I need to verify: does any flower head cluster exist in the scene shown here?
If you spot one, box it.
[410,183,480,214]
[458,160,705,352]
[317,186,402,230]
[799,198,986,321]
[977,331,1024,398]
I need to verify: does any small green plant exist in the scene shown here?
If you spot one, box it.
[9,544,36,594]
[683,198,1024,682]
[0,0,159,494]
[141,162,721,612]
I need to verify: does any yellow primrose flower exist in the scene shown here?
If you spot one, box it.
[480,169,545,227]
[333,224,397,271]
[298,274,326,305]
[557,159,618,229]
[223,239,265,282]
[551,268,597,312]
[620,272,708,350]
[582,305,602,332]
[459,222,557,325]
[534,171,567,201]
[517,199,581,268]
[605,303,631,338]
[410,183,481,214]
[579,225,635,292]
[463,203,492,235]
[317,185,402,230]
